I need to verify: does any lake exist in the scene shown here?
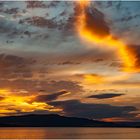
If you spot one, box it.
[0,127,140,139]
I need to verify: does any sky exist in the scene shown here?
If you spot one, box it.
[0,1,140,122]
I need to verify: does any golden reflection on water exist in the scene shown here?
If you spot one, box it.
[0,127,140,139]
[0,128,48,139]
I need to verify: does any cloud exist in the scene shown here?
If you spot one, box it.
[0,89,62,116]
[0,54,34,79]
[50,100,137,120]
[35,90,68,102]
[26,1,47,8]
[83,74,106,84]
[127,45,140,71]
[88,93,124,99]
[0,1,139,119]
[0,96,5,101]
[0,54,34,68]
[0,79,83,95]
[84,7,110,38]
[22,16,57,28]
[113,81,140,87]
[41,80,83,93]
[77,2,140,72]
[41,49,115,66]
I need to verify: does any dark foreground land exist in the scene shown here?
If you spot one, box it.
[0,114,139,127]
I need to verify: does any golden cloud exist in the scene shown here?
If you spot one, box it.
[0,89,62,116]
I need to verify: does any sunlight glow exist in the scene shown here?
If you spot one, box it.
[76,1,137,72]
[0,89,62,116]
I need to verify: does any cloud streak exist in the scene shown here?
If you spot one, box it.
[88,93,124,99]
[36,90,68,102]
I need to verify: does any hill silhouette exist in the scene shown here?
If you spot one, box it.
[0,114,139,127]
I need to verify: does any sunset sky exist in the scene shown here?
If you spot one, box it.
[0,1,140,122]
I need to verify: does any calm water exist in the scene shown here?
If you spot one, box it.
[0,127,140,139]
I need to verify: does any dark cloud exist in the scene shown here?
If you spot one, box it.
[93,89,120,93]
[128,45,140,69]
[88,93,124,99]
[0,1,75,41]
[84,7,110,37]
[4,8,19,15]
[50,100,137,120]
[22,16,57,28]
[0,54,34,79]
[0,54,33,68]
[36,90,68,102]
[58,61,80,65]
[26,1,47,8]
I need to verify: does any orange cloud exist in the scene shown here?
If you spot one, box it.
[101,117,134,122]
[83,73,129,85]
[84,74,105,84]
[76,1,138,72]
[0,89,62,116]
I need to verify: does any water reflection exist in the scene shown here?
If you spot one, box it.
[0,127,140,139]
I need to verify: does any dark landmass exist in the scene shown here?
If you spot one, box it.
[0,114,139,127]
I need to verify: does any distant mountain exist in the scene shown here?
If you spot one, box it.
[0,114,140,127]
